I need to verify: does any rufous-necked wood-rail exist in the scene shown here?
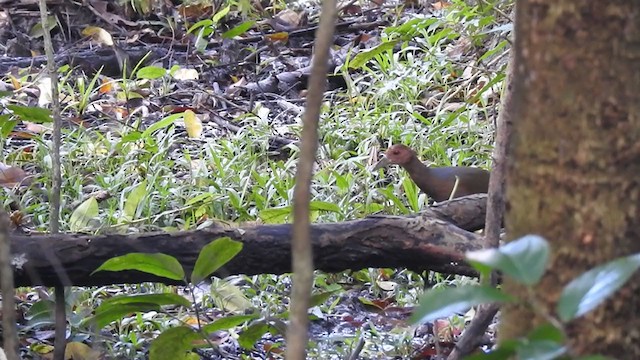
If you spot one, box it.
[373,144,490,202]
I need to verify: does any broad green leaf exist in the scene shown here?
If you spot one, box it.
[410,285,512,324]
[122,180,148,222]
[185,193,217,206]
[202,314,258,333]
[310,289,339,307]
[29,15,58,38]
[349,41,397,69]
[119,131,142,144]
[191,237,243,284]
[212,5,230,24]
[187,19,213,34]
[238,322,270,349]
[527,323,564,343]
[210,278,252,312]
[478,39,509,62]
[69,197,99,232]
[25,300,55,328]
[85,294,191,328]
[465,340,519,360]
[149,326,200,360]
[141,113,183,138]
[384,18,440,38]
[517,340,566,360]
[402,177,419,212]
[93,253,185,280]
[0,116,17,138]
[557,253,640,322]
[466,235,550,285]
[136,66,166,80]
[8,105,52,123]
[98,293,191,309]
[85,303,160,329]
[222,21,255,38]
[309,201,341,213]
[258,206,291,223]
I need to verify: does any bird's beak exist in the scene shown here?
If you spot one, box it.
[372,157,391,171]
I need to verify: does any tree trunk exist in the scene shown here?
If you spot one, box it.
[504,1,640,357]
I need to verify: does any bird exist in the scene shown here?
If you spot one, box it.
[373,144,490,202]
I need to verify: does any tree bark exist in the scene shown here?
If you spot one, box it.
[504,1,640,357]
[10,195,488,287]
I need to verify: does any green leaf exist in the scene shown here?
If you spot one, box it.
[308,201,341,213]
[8,105,52,123]
[149,326,200,360]
[92,253,185,281]
[222,21,255,38]
[85,294,192,328]
[212,5,230,24]
[402,177,419,212]
[349,41,398,69]
[527,323,564,343]
[384,18,440,38]
[557,253,640,322]
[185,193,217,206]
[187,19,213,34]
[122,180,148,222]
[29,15,58,38]
[0,116,17,138]
[258,206,291,223]
[466,234,550,285]
[210,278,252,312]
[69,197,99,232]
[136,66,167,80]
[99,293,191,309]
[238,321,270,349]
[85,303,160,329]
[141,113,183,138]
[310,289,339,307]
[25,300,55,328]
[409,285,512,324]
[464,346,516,360]
[517,340,566,360]
[202,314,258,333]
[191,237,243,284]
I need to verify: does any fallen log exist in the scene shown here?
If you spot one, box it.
[10,195,487,287]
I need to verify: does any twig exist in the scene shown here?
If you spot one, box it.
[347,333,366,360]
[37,1,66,359]
[285,0,337,358]
[446,8,516,359]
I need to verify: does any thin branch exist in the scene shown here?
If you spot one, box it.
[37,1,66,359]
[285,0,338,358]
[446,8,517,358]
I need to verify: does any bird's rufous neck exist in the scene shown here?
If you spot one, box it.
[401,154,432,180]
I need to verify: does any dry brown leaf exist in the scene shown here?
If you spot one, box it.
[265,32,289,43]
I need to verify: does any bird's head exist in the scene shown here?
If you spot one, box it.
[373,144,416,170]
